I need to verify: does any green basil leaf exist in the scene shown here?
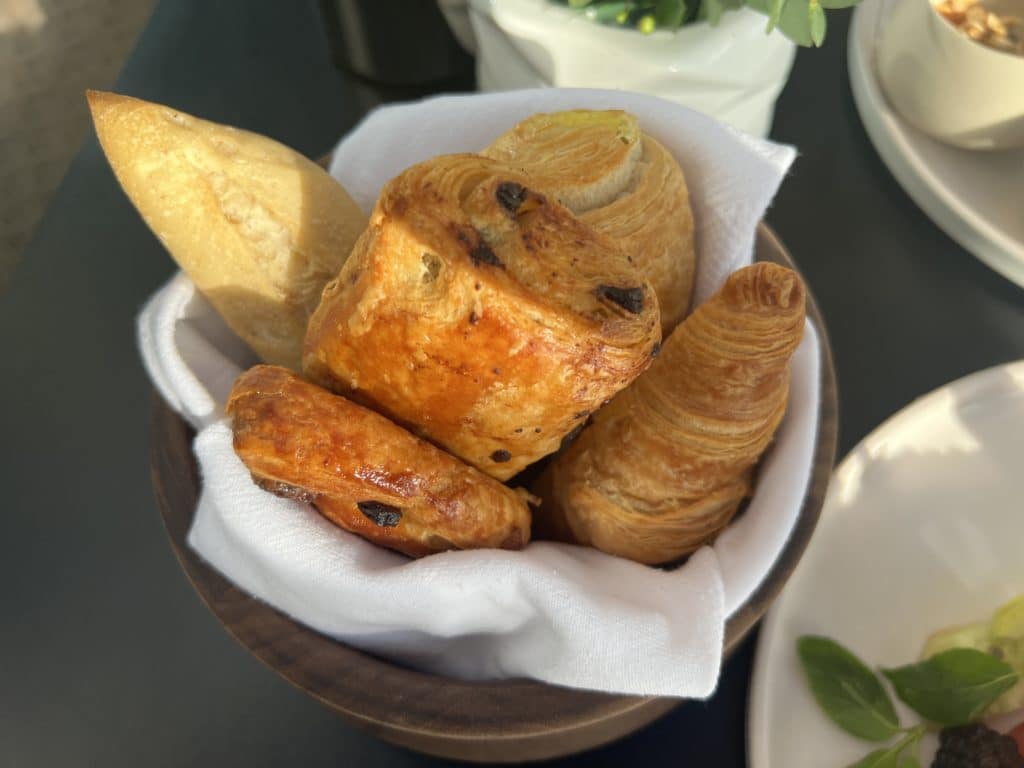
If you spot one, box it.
[847,725,925,768]
[882,648,1020,725]
[655,0,687,27]
[797,636,901,741]
[808,0,826,46]
[847,745,904,768]
[766,0,786,31]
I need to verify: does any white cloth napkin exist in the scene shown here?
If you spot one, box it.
[138,89,819,698]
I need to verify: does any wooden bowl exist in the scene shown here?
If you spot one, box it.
[149,223,838,763]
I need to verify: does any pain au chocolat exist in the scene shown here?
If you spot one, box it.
[303,153,661,481]
[536,263,806,565]
[228,365,533,558]
[483,110,695,332]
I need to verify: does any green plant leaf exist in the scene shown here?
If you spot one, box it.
[797,636,901,741]
[568,0,594,7]
[808,0,826,46]
[819,0,861,8]
[847,726,925,768]
[766,0,786,31]
[847,745,904,768]
[882,648,1020,725]
[746,0,816,45]
[655,0,687,27]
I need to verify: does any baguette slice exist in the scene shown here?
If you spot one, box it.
[88,90,366,369]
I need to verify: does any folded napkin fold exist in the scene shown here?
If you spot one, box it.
[138,89,818,698]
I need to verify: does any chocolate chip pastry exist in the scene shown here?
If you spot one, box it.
[303,153,661,481]
[228,365,533,557]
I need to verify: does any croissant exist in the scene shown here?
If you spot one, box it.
[88,91,367,370]
[228,365,533,558]
[536,262,806,565]
[483,110,695,331]
[303,153,661,481]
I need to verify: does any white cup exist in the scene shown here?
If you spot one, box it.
[876,0,1024,150]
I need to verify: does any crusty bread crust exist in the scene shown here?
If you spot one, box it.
[88,90,367,369]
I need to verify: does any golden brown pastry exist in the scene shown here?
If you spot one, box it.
[484,110,643,214]
[579,135,694,332]
[303,153,661,482]
[88,90,367,370]
[483,110,695,330]
[227,365,533,558]
[536,262,806,565]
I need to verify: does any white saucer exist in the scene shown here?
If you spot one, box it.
[748,361,1024,767]
[848,0,1024,288]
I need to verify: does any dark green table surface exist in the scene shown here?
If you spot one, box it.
[3,1,1022,765]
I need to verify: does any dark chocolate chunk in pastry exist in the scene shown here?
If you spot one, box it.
[227,365,533,558]
[303,153,661,481]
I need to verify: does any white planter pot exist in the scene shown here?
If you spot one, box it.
[439,0,797,137]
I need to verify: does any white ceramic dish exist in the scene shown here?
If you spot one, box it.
[875,0,1024,150]
[440,0,796,138]
[749,361,1024,767]
[849,0,1024,288]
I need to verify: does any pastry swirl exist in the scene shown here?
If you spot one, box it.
[484,110,695,330]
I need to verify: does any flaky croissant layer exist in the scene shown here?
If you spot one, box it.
[536,262,806,565]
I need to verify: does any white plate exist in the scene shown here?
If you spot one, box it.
[848,0,1024,288]
[749,361,1024,767]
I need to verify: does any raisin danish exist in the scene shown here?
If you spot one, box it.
[536,263,806,565]
[227,365,533,558]
[483,110,695,331]
[303,153,661,481]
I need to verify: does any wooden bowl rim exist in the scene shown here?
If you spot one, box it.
[148,222,838,760]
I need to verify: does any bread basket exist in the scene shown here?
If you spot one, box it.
[149,220,837,762]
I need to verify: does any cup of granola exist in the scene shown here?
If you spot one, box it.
[876,0,1024,150]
